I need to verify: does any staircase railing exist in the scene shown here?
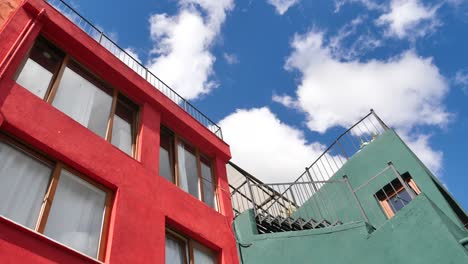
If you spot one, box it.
[230,110,390,229]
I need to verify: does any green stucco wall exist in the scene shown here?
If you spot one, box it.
[235,194,468,264]
[294,130,466,229]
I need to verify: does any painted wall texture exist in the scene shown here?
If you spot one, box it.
[0,0,239,263]
[235,195,468,264]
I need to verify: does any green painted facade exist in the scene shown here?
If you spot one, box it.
[234,130,468,263]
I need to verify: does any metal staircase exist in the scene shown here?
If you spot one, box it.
[229,110,390,234]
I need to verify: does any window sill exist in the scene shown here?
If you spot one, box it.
[0,215,104,264]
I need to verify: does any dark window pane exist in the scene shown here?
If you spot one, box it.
[0,141,52,228]
[111,96,136,155]
[159,130,174,182]
[388,189,412,213]
[52,61,113,138]
[200,158,216,209]
[16,37,64,98]
[177,142,199,198]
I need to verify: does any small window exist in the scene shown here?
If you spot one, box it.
[159,127,218,210]
[375,176,420,218]
[14,37,139,157]
[165,229,217,264]
[0,135,112,260]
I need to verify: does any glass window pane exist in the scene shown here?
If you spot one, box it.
[16,38,64,98]
[44,170,106,258]
[389,189,412,213]
[111,97,136,156]
[193,242,217,264]
[165,235,187,264]
[0,141,52,229]
[111,115,132,155]
[177,142,199,198]
[201,161,216,209]
[160,131,174,182]
[52,62,113,138]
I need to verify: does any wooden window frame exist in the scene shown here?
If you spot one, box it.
[165,229,218,264]
[162,128,219,210]
[14,36,140,158]
[377,178,420,219]
[0,133,112,261]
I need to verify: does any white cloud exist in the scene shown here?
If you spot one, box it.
[281,30,450,134]
[223,52,239,64]
[399,131,443,175]
[123,48,141,63]
[147,0,233,100]
[334,0,385,12]
[267,0,299,15]
[454,69,468,93]
[271,29,449,176]
[272,94,297,108]
[376,0,440,39]
[329,16,382,60]
[219,107,327,183]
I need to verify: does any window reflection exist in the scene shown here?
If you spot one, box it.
[15,37,64,98]
[52,62,113,138]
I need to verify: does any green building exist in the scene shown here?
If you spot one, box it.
[228,111,468,264]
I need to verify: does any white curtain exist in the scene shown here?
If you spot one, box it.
[52,67,112,138]
[177,143,199,197]
[111,115,132,155]
[193,242,216,264]
[16,59,53,99]
[177,143,189,192]
[0,142,52,229]
[44,170,106,258]
[165,236,186,264]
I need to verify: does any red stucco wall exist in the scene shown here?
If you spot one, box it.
[0,0,238,263]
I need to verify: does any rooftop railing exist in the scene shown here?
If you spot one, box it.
[45,0,223,139]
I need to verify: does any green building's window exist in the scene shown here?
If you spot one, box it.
[376,177,420,218]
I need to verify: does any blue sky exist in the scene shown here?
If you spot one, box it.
[66,0,468,209]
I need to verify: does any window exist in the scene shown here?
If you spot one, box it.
[14,37,138,156]
[375,176,420,218]
[0,135,112,260]
[165,229,217,264]
[159,127,218,210]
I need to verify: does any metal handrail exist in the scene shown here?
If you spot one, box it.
[45,0,223,139]
[269,110,389,208]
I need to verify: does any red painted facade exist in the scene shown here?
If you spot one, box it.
[0,0,239,263]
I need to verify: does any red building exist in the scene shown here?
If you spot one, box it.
[0,0,239,263]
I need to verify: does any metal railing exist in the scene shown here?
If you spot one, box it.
[229,111,392,232]
[247,178,367,226]
[229,162,293,218]
[250,110,388,218]
[45,0,223,139]
[294,109,388,184]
